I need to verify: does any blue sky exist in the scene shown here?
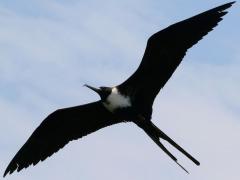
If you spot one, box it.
[0,0,239,180]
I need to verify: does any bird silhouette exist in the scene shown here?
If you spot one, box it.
[4,1,235,177]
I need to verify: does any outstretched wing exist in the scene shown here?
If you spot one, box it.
[4,101,122,177]
[118,2,234,107]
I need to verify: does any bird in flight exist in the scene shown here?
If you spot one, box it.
[4,1,235,177]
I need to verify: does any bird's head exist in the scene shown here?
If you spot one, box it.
[84,84,112,101]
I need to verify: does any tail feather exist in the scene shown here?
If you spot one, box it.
[149,133,190,174]
[136,120,199,173]
[151,122,200,166]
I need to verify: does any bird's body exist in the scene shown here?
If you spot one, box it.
[4,2,235,177]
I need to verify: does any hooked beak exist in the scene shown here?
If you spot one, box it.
[84,84,101,94]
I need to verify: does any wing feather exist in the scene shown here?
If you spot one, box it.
[4,101,122,176]
[118,2,234,107]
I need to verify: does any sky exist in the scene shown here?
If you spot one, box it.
[0,0,239,180]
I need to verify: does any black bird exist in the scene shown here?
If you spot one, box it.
[4,2,235,177]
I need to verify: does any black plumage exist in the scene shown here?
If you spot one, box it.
[4,2,234,177]
[4,102,122,175]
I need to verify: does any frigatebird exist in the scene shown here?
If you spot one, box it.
[4,1,235,177]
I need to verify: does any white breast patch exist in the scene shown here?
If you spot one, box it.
[103,87,131,112]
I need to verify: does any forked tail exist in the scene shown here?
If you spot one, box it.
[135,119,200,173]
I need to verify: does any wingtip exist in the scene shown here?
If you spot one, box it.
[210,1,236,14]
[3,167,9,178]
[229,1,236,5]
[3,170,9,178]
[220,1,236,9]
[223,1,236,6]
[3,168,12,178]
[3,161,18,178]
